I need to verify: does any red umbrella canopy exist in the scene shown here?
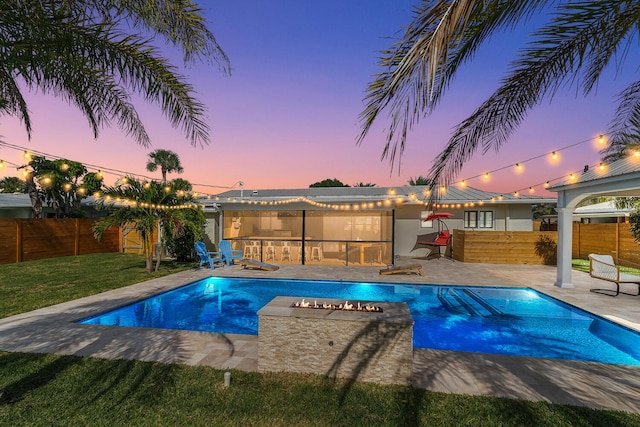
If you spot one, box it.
[423,212,454,222]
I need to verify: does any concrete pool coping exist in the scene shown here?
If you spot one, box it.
[1,258,639,413]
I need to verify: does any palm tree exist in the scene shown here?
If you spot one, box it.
[358,1,640,190]
[408,176,431,186]
[93,176,204,272]
[146,149,184,182]
[0,176,26,193]
[0,1,228,148]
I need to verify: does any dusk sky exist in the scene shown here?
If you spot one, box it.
[0,1,632,197]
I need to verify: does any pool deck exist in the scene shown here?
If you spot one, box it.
[1,258,639,413]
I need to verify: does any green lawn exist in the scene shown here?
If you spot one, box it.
[0,254,639,426]
[0,252,192,318]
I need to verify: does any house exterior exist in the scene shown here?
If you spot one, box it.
[0,193,106,218]
[573,200,632,223]
[0,193,38,218]
[198,185,555,266]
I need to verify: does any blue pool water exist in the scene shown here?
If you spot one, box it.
[79,277,640,365]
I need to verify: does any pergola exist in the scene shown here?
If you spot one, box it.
[548,156,640,288]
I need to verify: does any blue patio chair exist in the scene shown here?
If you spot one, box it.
[194,241,223,269]
[219,240,243,266]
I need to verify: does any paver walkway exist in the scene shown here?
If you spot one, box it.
[1,258,639,413]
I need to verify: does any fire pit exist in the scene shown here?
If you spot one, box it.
[258,296,413,385]
[292,299,383,312]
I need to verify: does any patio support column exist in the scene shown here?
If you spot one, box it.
[554,207,574,288]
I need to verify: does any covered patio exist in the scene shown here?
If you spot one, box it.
[550,155,640,288]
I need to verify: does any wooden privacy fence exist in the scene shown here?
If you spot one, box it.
[572,223,640,263]
[453,223,640,265]
[0,219,120,265]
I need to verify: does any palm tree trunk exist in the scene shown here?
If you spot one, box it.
[143,233,154,273]
[25,174,42,218]
[154,247,162,272]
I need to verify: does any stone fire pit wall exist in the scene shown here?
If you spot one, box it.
[257,296,413,385]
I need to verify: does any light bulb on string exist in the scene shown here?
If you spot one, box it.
[598,134,606,145]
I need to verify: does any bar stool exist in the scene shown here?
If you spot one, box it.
[265,241,276,261]
[281,241,292,261]
[250,240,261,260]
[243,241,254,259]
[310,243,323,261]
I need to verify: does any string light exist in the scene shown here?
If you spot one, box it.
[0,132,624,203]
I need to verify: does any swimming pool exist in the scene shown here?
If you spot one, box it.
[79,277,640,366]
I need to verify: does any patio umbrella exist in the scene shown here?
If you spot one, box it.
[423,212,453,233]
[411,212,454,252]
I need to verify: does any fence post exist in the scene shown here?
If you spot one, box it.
[616,223,620,263]
[15,219,23,263]
[74,219,80,256]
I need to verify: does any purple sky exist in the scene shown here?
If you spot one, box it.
[0,1,628,197]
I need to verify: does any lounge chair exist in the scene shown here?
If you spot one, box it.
[219,240,243,266]
[588,254,640,297]
[379,264,424,276]
[194,241,223,269]
[417,231,452,259]
[239,259,279,271]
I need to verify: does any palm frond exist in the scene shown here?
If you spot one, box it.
[359,0,640,188]
[0,0,223,146]
[358,0,550,171]
[428,0,640,186]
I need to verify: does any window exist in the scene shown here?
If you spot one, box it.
[420,210,434,228]
[464,210,493,229]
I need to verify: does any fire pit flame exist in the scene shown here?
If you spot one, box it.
[292,299,383,313]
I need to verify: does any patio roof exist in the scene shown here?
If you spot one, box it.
[547,155,640,289]
[201,185,555,209]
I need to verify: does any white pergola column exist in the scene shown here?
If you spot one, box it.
[554,206,574,288]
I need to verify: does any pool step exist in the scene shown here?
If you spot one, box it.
[437,288,504,317]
